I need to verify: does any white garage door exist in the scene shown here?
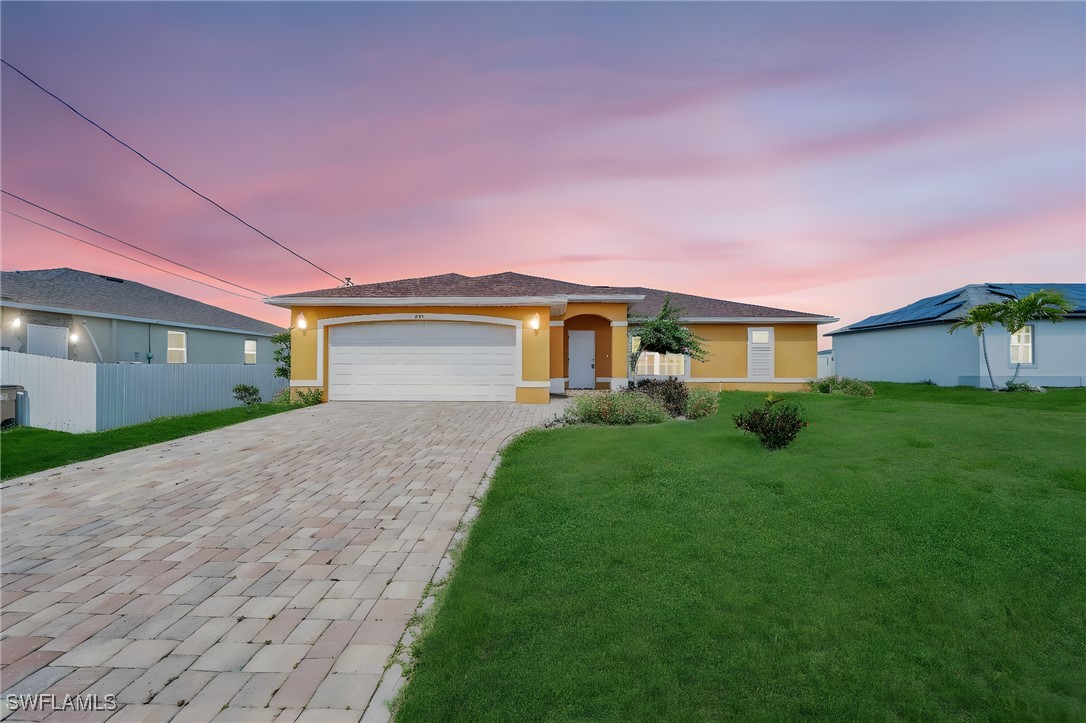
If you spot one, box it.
[328,321,517,401]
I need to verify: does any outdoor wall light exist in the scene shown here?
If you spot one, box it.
[11,316,21,327]
[69,332,79,343]
[529,313,541,331]
[296,312,307,329]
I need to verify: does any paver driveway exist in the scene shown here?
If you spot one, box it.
[1,400,562,722]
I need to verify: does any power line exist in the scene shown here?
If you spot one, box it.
[3,209,265,302]
[2,190,268,297]
[1,58,345,285]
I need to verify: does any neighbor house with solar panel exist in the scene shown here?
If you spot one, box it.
[828,283,1086,387]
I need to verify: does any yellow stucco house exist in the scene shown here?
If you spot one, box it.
[265,272,838,404]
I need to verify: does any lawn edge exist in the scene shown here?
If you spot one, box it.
[363,427,543,722]
[0,402,312,487]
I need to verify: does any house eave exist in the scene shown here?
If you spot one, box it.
[679,316,839,325]
[0,301,281,337]
[264,294,645,309]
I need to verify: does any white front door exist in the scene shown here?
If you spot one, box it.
[568,330,595,389]
[328,321,516,401]
[748,327,774,379]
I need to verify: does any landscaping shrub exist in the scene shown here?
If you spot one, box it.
[808,375,875,397]
[232,384,261,407]
[1001,380,1045,393]
[627,377,688,417]
[563,391,669,426]
[734,395,808,450]
[294,387,325,406]
[684,388,719,420]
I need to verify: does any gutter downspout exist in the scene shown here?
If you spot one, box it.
[80,319,103,361]
[110,318,117,362]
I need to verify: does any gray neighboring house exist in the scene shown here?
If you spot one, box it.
[0,268,283,364]
[828,283,1086,387]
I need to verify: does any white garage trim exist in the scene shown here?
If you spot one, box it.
[315,313,525,392]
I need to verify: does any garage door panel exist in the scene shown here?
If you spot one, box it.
[328,321,517,402]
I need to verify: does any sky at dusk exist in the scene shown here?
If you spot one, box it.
[2,2,1083,344]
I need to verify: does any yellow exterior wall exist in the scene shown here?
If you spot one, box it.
[688,325,747,378]
[557,302,627,323]
[773,324,818,379]
[687,323,818,382]
[686,381,810,393]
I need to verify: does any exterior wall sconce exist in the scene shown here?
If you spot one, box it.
[11,316,21,327]
[296,312,307,329]
[529,313,540,331]
[69,332,79,343]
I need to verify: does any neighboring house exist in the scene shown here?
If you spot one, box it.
[828,283,1086,387]
[265,271,838,404]
[817,349,835,378]
[0,268,282,364]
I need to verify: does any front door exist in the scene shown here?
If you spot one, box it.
[568,330,596,389]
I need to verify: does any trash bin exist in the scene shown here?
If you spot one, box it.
[1,384,24,428]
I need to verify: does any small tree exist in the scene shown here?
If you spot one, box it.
[948,303,1004,390]
[272,330,291,379]
[628,295,708,382]
[232,384,261,408]
[998,289,1072,383]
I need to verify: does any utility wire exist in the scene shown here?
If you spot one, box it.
[1,58,345,285]
[2,190,268,297]
[3,209,265,302]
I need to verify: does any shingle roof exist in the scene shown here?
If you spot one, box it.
[1,268,283,336]
[269,271,833,321]
[829,283,1086,336]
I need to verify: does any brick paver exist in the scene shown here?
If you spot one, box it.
[1,400,561,720]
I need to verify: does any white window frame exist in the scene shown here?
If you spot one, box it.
[244,339,257,364]
[630,336,686,377]
[167,331,188,364]
[1009,325,1033,366]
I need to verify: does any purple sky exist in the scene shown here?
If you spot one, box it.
[2,2,1083,343]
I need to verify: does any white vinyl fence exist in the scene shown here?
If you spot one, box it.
[0,350,287,433]
[1,350,97,432]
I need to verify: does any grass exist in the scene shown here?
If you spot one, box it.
[395,383,1086,721]
[1,401,301,481]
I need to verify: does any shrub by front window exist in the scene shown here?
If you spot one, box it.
[627,377,689,417]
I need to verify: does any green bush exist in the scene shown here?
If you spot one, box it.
[808,375,875,397]
[627,377,688,417]
[294,387,325,406]
[232,384,261,407]
[734,396,808,450]
[563,391,669,426]
[1001,380,1045,393]
[684,388,719,420]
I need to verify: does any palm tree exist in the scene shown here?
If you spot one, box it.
[998,289,1073,383]
[948,302,1004,389]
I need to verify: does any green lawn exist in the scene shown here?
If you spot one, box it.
[396,384,1086,721]
[0,402,301,481]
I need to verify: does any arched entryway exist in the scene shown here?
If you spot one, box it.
[563,314,619,390]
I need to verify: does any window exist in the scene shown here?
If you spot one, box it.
[631,336,686,376]
[167,331,187,363]
[244,339,257,364]
[1010,326,1033,365]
